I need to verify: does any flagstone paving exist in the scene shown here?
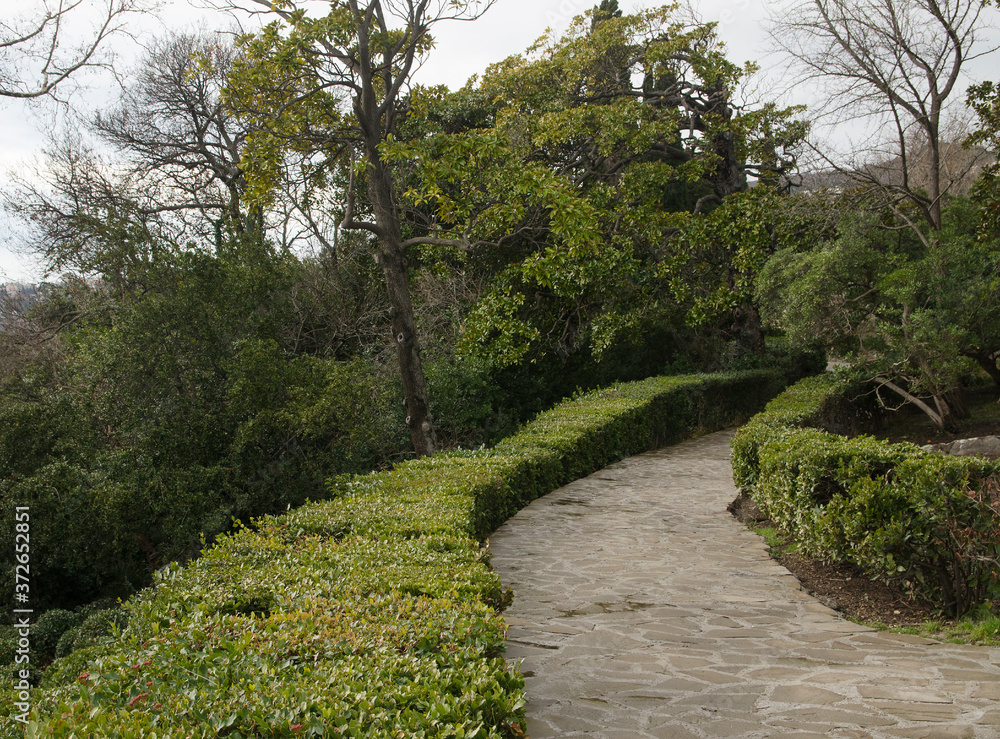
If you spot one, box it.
[488,429,1000,738]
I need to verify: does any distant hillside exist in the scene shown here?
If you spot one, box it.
[792,141,995,196]
[0,282,40,316]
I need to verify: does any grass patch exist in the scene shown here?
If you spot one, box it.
[748,523,796,556]
[892,603,1000,646]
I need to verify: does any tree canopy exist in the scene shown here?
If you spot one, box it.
[383,5,806,363]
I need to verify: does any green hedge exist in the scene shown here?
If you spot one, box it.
[732,375,1000,616]
[5,370,784,738]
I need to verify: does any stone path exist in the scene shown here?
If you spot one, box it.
[488,429,1000,738]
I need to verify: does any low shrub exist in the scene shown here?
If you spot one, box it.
[733,375,1000,616]
[66,609,128,656]
[13,369,784,736]
[30,611,83,666]
[0,628,14,667]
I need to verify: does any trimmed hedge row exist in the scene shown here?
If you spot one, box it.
[4,369,785,738]
[732,375,1000,616]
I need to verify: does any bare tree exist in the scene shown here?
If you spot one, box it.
[9,32,346,270]
[92,32,257,243]
[6,132,169,295]
[0,0,150,100]
[770,0,998,236]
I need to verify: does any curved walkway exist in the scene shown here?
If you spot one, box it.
[488,429,1000,738]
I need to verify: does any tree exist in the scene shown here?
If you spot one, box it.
[0,244,410,609]
[0,0,148,100]
[5,32,257,296]
[961,9,1000,379]
[385,6,804,362]
[760,0,1000,428]
[225,0,499,457]
[6,134,170,297]
[92,32,259,244]
[757,195,1000,430]
[967,29,1000,240]
[87,30,377,262]
[770,0,997,238]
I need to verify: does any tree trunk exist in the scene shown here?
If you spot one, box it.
[944,386,969,420]
[962,348,1000,388]
[734,302,765,352]
[932,392,959,432]
[879,378,958,431]
[926,119,943,232]
[711,129,748,198]
[366,154,438,457]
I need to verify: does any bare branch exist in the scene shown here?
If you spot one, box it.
[0,0,152,100]
[771,0,999,231]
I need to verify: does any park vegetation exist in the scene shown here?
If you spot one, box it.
[5,370,785,736]
[1,0,810,618]
[0,0,998,732]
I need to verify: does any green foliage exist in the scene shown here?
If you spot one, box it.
[53,630,77,660]
[730,373,858,489]
[0,246,410,613]
[967,78,1000,237]
[424,321,691,449]
[385,5,805,365]
[0,462,145,609]
[0,395,95,477]
[16,369,785,735]
[733,375,1000,616]
[758,199,1000,428]
[659,188,785,334]
[31,611,84,666]
[824,456,1000,617]
[65,609,127,656]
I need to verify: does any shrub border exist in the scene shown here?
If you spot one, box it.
[11,369,786,737]
[731,374,1000,616]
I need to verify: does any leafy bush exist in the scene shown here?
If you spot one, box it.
[731,373,842,491]
[67,609,128,656]
[0,350,409,613]
[54,605,127,659]
[820,456,1000,616]
[0,463,146,610]
[30,610,83,666]
[733,375,1000,615]
[53,630,77,661]
[14,369,784,736]
[1,247,416,614]
[0,627,14,666]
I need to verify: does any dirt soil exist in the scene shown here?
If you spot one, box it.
[728,493,939,627]
[770,550,938,626]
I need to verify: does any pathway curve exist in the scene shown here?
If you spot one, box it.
[488,429,1000,738]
